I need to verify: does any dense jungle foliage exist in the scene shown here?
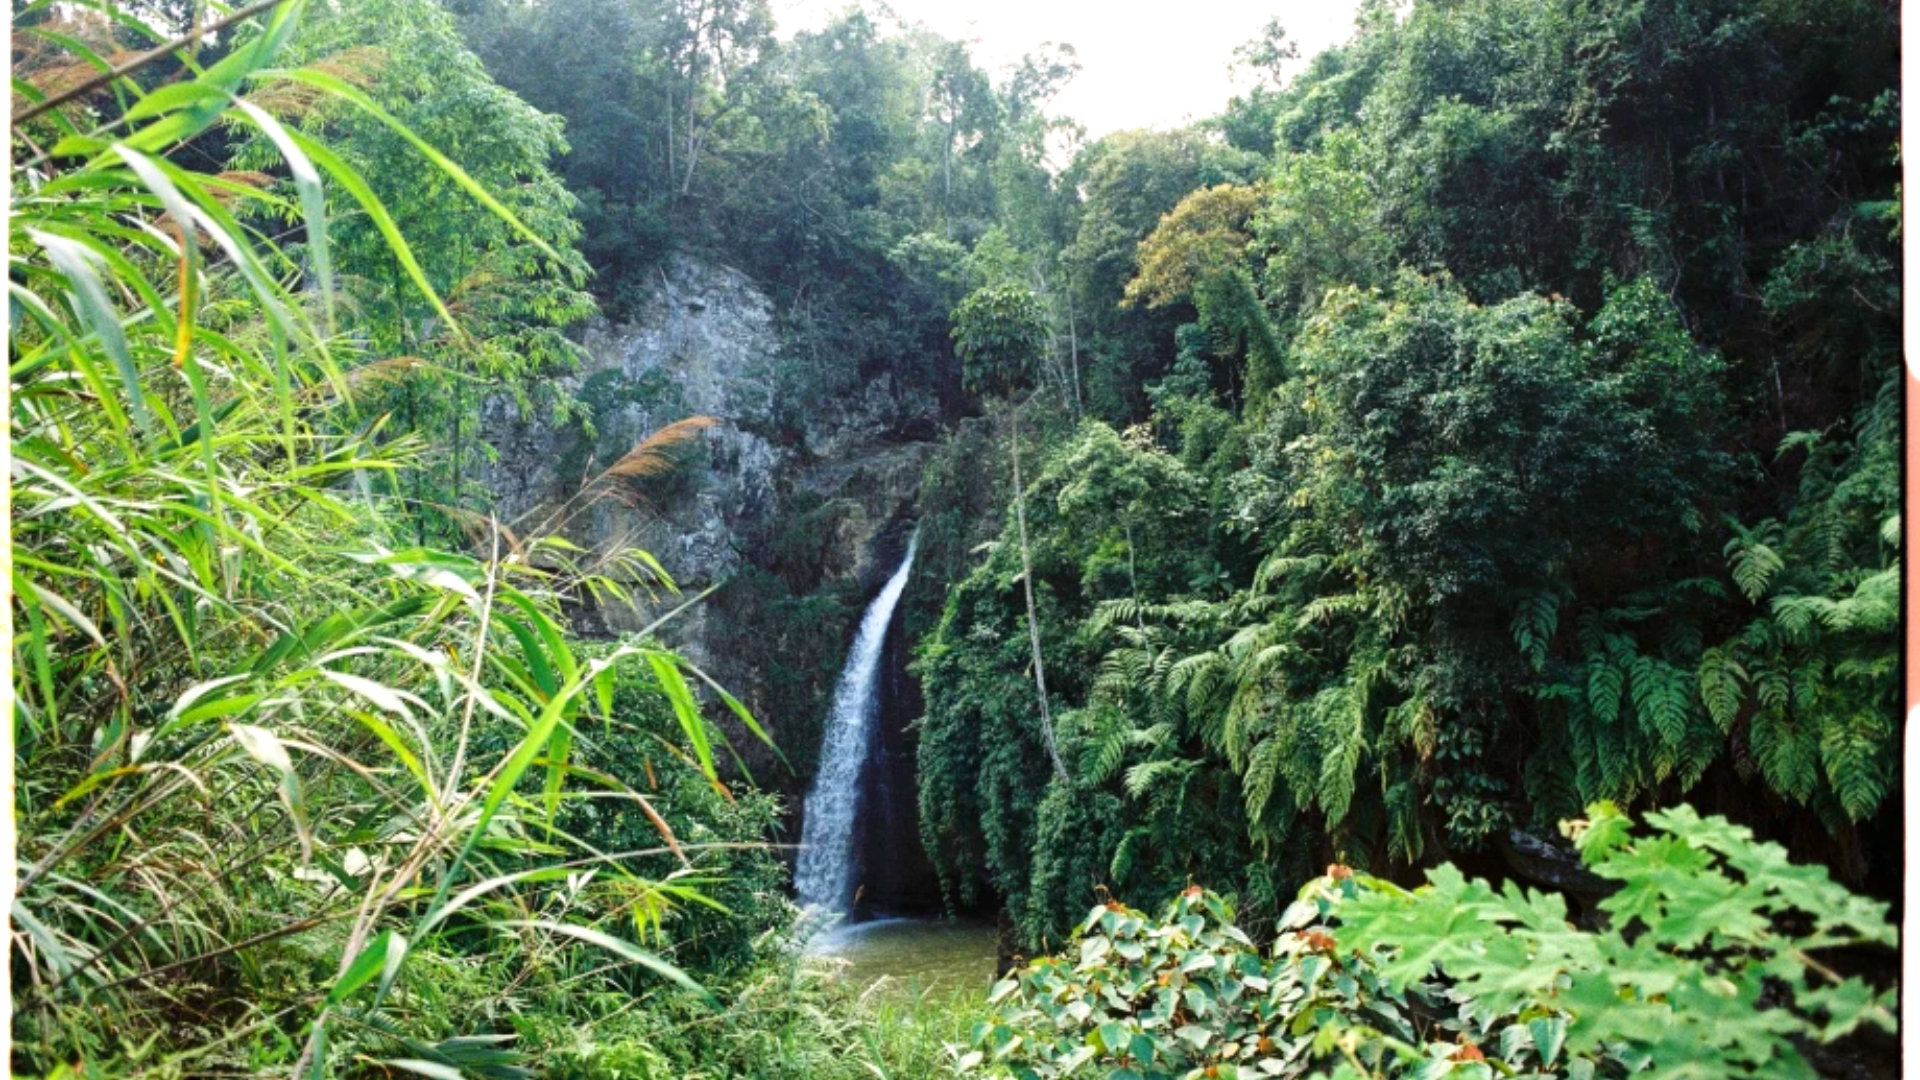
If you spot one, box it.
[8,0,1901,1077]
[908,0,1904,956]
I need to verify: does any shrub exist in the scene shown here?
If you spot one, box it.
[959,803,1894,1080]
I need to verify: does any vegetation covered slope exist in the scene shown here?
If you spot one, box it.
[910,0,1901,950]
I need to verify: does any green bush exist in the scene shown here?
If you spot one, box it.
[960,803,1893,1080]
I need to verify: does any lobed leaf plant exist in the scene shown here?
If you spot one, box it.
[959,803,1893,1080]
[11,2,763,1075]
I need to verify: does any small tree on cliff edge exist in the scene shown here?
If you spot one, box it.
[952,283,1070,782]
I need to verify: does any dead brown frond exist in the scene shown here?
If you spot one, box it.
[345,356,429,391]
[17,50,139,103]
[13,9,137,117]
[243,46,389,119]
[438,504,527,560]
[446,270,506,315]
[598,416,721,481]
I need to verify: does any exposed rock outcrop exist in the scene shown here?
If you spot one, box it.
[485,255,786,597]
[484,256,942,860]
[486,254,934,624]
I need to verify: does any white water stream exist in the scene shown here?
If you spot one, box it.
[795,533,918,918]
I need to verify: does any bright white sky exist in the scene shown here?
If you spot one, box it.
[770,0,1372,139]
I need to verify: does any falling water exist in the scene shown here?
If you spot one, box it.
[795,532,918,919]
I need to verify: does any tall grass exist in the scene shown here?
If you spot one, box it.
[10,2,762,1074]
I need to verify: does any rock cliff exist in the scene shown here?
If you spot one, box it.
[487,255,934,612]
[484,254,940,830]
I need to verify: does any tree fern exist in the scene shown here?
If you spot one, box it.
[1697,647,1746,731]
[1628,655,1692,754]
[1586,657,1625,726]
[1724,519,1786,601]
[1750,709,1819,804]
[1315,682,1368,827]
[1820,710,1890,821]
[1510,591,1560,673]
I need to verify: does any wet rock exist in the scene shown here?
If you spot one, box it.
[1495,828,1615,924]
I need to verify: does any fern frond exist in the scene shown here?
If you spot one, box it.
[1829,568,1898,632]
[1383,779,1423,864]
[1751,709,1818,804]
[1787,668,1823,729]
[1242,736,1285,824]
[1251,552,1327,594]
[1171,653,1226,720]
[1510,592,1559,673]
[1566,701,1599,804]
[1316,687,1367,827]
[1660,620,1702,661]
[1769,595,1830,641]
[1134,722,1173,749]
[1753,665,1791,710]
[1587,658,1625,726]
[1108,827,1147,883]
[1820,710,1891,821]
[1386,693,1436,760]
[1725,520,1786,601]
[1081,718,1133,786]
[1295,592,1367,628]
[1697,647,1746,731]
[1123,758,1188,799]
[1629,656,1691,750]
[1222,620,1281,663]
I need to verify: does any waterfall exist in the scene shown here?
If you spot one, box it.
[795,532,918,918]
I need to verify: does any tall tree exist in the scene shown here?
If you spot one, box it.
[952,282,1069,783]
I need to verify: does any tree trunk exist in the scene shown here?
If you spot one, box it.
[942,112,954,239]
[1010,401,1069,783]
[1065,281,1083,419]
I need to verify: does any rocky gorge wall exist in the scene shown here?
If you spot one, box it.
[483,253,946,907]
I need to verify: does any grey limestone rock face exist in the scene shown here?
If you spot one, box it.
[486,254,947,905]
[484,253,931,644]
[485,255,781,592]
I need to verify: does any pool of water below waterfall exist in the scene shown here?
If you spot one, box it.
[807,917,998,1000]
